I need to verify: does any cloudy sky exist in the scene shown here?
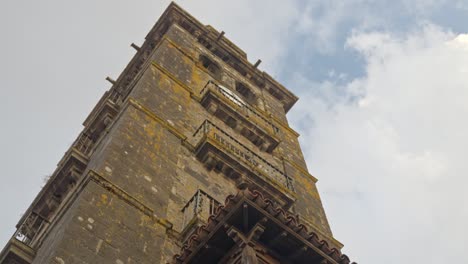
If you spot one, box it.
[1,1,467,263]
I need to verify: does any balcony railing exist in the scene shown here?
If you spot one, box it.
[200,81,280,135]
[181,189,221,231]
[74,133,94,157]
[73,95,119,158]
[13,212,49,249]
[193,120,294,193]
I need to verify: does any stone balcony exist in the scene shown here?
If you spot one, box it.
[0,238,35,264]
[198,81,280,153]
[193,120,295,207]
[0,211,46,264]
[73,93,119,157]
[180,189,221,241]
[12,212,49,250]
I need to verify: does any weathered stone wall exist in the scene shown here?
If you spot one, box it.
[33,179,168,264]
[27,21,337,263]
[145,24,332,235]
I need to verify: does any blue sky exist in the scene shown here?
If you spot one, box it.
[1,1,467,263]
[280,1,468,82]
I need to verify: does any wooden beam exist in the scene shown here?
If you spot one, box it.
[288,246,308,260]
[267,231,287,247]
[243,203,249,232]
[130,43,141,51]
[105,77,116,85]
[217,31,225,41]
[204,244,226,256]
[253,59,262,68]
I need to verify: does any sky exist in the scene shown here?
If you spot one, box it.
[1,1,467,263]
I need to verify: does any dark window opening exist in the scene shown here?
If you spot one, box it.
[200,55,221,78]
[213,48,230,62]
[250,76,265,88]
[232,62,247,76]
[195,34,267,91]
[225,116,237,129]
[235,82,256,104]
[198,36,210,48]
[268,87,284,101]
[180,20,196,35]
[241,128,265,148]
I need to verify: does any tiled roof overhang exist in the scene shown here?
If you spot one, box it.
[172,189,355,264]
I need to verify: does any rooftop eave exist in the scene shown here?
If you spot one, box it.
[172,189,354,264]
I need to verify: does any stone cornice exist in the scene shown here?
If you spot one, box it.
[151,36,301,139]
[142,2,298,112]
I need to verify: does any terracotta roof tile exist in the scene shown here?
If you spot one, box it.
[172,189,355,264]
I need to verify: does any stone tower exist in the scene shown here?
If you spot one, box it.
[0,3,353,264]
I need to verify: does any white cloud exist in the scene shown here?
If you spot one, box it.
[456,1,468,10]
[402,0,446,15]
[295,2,346,54]
[290,25,468,263]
